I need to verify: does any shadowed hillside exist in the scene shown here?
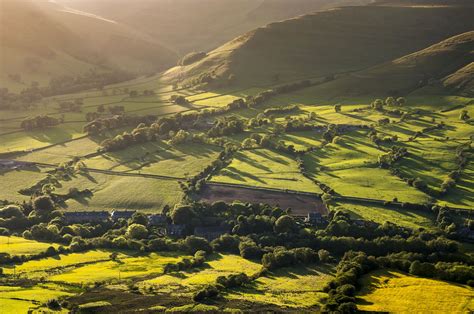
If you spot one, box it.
[0,0,177,91]
[165,2,474,87]
[57,0,373,54]
[309,31,474,97]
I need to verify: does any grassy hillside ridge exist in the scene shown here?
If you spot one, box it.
[0,0,177,91]
[308,31,474,96]
[165,3,474,86]
[442,62,474,96]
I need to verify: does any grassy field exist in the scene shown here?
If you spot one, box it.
[48,252,185,284]
[357,269,474,313]
[302,131,430,203]
[211,148,322,193]
[3,250,119,278]
[333,202,437,230]
[0,236,59,256]
[0,284,74,314]
[0,168,49,202]
[226,264,333,308]
[84,142,221,178]
[54,172,184,212]
[0,122,86,154]
[142,254,262,294]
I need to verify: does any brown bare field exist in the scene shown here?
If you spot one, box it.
[199,184,328,216]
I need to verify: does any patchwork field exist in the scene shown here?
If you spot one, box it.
[0,236,59,256]
[142,254,262,294]
[357,269,474,313]
[54,172,184,212]
[211,149,322,193]
[226,265,333,308]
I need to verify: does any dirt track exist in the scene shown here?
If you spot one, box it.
[199,184,328,216]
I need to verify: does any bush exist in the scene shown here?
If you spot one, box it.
[126,224,148,240]
[184,236,212,254]
[193,285,219,302]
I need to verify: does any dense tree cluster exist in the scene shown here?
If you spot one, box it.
[378,146,408,168]
[21,115,60,131]
[58,99,83,113]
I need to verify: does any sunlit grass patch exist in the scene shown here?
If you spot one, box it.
[211,149,321,193]
[49,252,185,284]
[0,284,73,314]
[226,264,333,308]
[357,269,474,313]
[143,254,262,292]
[0,236,59,256]
[3,250,120,279]
[55,172,184,212]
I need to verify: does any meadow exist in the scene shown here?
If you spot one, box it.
[226,264,333,308]
[357,269,474,313]
[142,254,262,294]
[211,148,322,193]
[0,236,59,256]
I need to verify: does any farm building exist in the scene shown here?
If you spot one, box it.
[305,212,326,225]
[458,227,474,242]
[111,210,136,221]
[63,211,110,224]
[0,160,33,170]
[148,214,167,226]
[166,224,186,237]
[194,226,230,241]
[353,219,379,228]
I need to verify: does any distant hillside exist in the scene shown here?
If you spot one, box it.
[441,62,474,96]
[165,3,474,87]
[57,0,372,54]
[309,31,474,97]
[0,0,177,91]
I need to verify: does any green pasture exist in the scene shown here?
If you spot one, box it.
[437,163,474,210]
[357,269,474,313]
[0,236,59,256]
[276,131,324,151]
[302,132,430,202]
[15,137,101,164]
[84,142,221,178]
[333,202,437,230]
[55,172,183,212]
[0,284,73,314]
[211,148,322,193]
[394,140,461,190]
[226,264,333,308]
[0,169,49,202]
[3,250,118,279]
[142,254,261,294]
[49,252,185,284]
[0,122,85,154]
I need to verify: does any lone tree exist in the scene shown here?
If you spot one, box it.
[385,96,397,106]
[334,104,342,113]
[33,195,54,213]
[396,97,406,106]
[460,110,470,121]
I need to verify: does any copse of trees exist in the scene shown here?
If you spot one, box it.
[323,251,378,313]
[262,247,318,270]
[21,115,59,131]
[178,52,207,66]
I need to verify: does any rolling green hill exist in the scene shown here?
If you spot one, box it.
[165,2,474,87]
[308,31,474,97]
[0,0,177,91]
